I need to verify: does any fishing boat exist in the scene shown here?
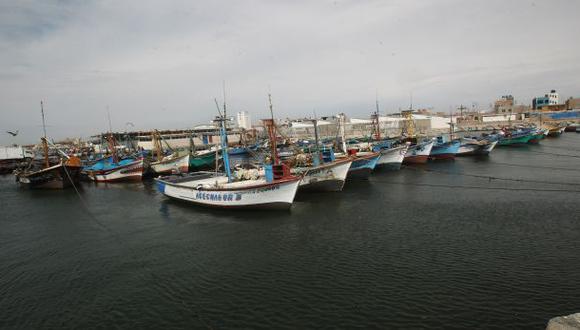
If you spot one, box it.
[289,120,352,192]
[189,149,217,170]
[335,113,379,179]
[0,146,33,174]
[528,128,548,144]
[14,102,82,189]
[84,156,144,182]
[403,140,434,164]
[456,138,498,156]
[155,95,301,210]
[292,156,352,192]
[375,144,409,170]
[546,126,565,137]
[15,139,82,189]
[564,123,579,132]
[429,137,461,160]
[495,128,535,146]
[338,151,380,179]
[150,153,190,175]
[83,134,144,182]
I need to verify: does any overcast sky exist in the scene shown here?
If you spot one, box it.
[1,0,579,145]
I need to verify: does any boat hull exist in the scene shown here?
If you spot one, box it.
[86,158,144,182]
[156,176,301,210]
[456,141,497,156]
[430,140,460,160]
[16,163,82,189]
[497,134,533,146]
[376,145,408,170]
[295,159,352,192]
[151,154,189,175]
[347,152,380,180]
[189,152,216,170]
[403,141,434,164]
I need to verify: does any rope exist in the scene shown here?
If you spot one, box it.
[401,165,580,187]
[61,166,214,328]
[366,178,580,193]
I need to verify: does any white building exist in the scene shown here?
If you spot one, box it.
[236,111,252,130]
[547,90,559,105]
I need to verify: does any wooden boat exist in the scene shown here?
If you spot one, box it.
[14,102,82,189]
[293,158,352,192]
[336,151,380,180]
[429,138,461,160]
[456,138,498,156]
[83,133,144,182]
[84,156,144,182]
[156,96,301,210]
[495,129,535,146]
[403,140,434,164]
[546,126,565,137]
[15,139,82,189]
[289,120,353,192]
[156,167,300,209]
[0,146,32,174]
[376,144,409,170]
[189,149,217,170]
[528,128,548,144]
[564,123,579,132]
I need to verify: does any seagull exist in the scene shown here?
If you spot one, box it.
[6,130,18,136]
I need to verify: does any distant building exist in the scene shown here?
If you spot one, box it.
[533,90,560,110]
[494,95,515,114]
[565,97,580,110]
[236,111,252,130]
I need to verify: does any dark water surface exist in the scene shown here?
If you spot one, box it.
[2,134,580,329]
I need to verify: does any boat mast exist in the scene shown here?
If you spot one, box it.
[40,101,50,168]
[374,94,381,141]
[338,113,347,153]
[215,97,232,182]
[266,94,279,165]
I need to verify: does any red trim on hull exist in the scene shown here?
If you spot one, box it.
[403,155,429,164]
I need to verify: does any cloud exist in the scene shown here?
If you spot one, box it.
[1,0,579,144]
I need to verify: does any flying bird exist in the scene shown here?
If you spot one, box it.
[6,130,18,136]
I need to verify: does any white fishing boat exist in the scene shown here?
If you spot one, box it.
[376,144,409,170]
[150,153,190,175]
[293,158,352,192]
[85,157,144,182]
[156,167,301,209]
[83,133,144,182]
[155,95,301,210]
[456,138,498,156]
[403,140,434,164]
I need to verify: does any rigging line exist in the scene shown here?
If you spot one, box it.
[486,161,580,172]
[61,166,214,328]
[536,145,580,153]
[523,150,580,158]
[365,179,580,193]
[401,165,580,187]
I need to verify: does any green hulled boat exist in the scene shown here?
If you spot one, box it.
[189,150,217,170]
[497,133,534,146]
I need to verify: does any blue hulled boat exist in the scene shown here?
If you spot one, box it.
[429,137,461,160]
[342,151,380,180]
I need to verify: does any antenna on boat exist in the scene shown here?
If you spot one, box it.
[40,101,50,168]
[107,106,112,133]
[214,93,233,182]
[40,101,47,139]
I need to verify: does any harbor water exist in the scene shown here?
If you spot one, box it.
[1,134,580,329]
